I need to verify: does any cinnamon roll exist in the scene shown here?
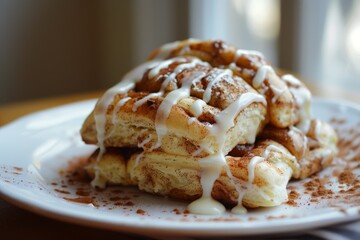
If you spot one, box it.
[80,39,338,215]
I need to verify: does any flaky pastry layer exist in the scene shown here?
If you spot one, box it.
[86,140,296,208]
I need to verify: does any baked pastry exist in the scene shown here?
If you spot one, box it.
[80,39,338,214]
[86,140,297,213]
[81,57,267,157]
[148,39,298,129]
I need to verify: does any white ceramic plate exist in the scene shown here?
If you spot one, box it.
[0,98,359,237]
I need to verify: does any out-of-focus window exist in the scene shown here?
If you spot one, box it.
[316,0,360,92]
[190,0,280,65]
[1,0,358,104]
[189,0,360,98]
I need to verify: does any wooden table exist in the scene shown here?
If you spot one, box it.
[0,86,359,239]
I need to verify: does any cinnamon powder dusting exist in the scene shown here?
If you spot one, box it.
[55,189,70,194]
[76,189,91,196]
[301,177,333,203]
[47,156,141,213]
[63,197,94,204]
[286,190,300,206]
[338,169,356,185]
[316,119,360,207]
[136,209,146,215]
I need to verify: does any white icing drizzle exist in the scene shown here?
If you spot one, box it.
[233,49,266,73]
[245,121,261,144]
[188,152,226,215]
[191,146,204,157]
[166,58,209,82]
[152,41,181,60]
[104,96,132,139]
[243,63,287,105]
[91,60,160,188]
[303,133,309,156]
[234,49,265,67]
[235,49,264,58]
[229,62,237,71]
[132,92,161,112]
[188,92,266,215]
[209,92,266,147]
[134,151,145,167]
[252,65,272,88]
[138,135,153,149]
[314,120,323,143]
[203,69,233,103]
[281,74,301,85]
[314,120,337,154]
[270,84,287,104]
[231,144,290,214]
[187,117,197,125]
[148,57,187,79]
[153,39,200,60]
[111,97,131,127]
[187,197,226,215]
[257,85,268,95]
[133,131,154,167]
[154,72,207,149]
[231,156,264,214]
[281,74,312,133]
[263,144,288,156]
[233,50,286,109]
[90,170,107,189]
[190,99,207,118]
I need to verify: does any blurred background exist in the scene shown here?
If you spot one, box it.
[0,0,359,105]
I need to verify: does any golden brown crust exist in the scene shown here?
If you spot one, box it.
[148,39,297,128]
[81,57,267,156]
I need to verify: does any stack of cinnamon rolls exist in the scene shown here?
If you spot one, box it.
[80,39,338,214]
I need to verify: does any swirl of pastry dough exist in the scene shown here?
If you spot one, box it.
[148,39,298,129]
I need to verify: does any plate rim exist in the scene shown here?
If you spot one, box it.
[1,186,359,237]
